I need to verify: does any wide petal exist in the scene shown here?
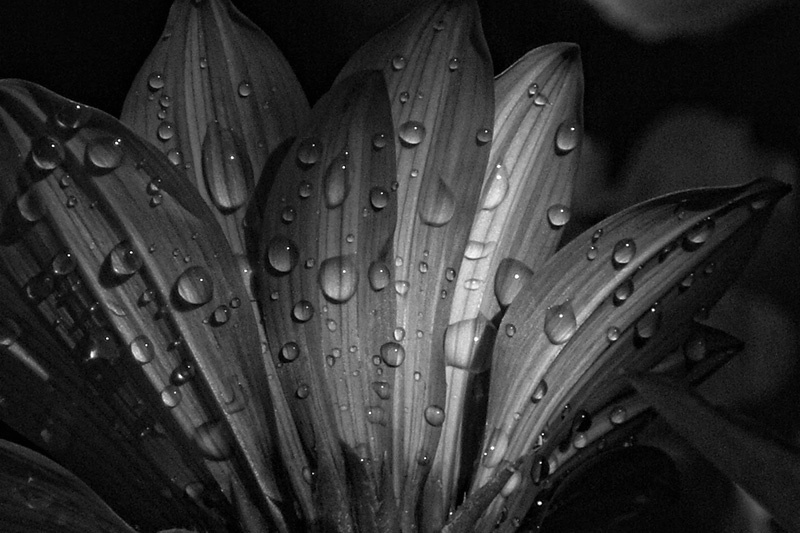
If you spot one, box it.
[0,80,289,529]
[121,0,309,256]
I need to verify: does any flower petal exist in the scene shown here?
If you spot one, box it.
[257,70,398,529]
[121,0,309,256]
[338,1,494,520]
[630,373,800,533]
[430,42,583,521]
[0,439,137,533]
[0,80,289,528]
[472,178,789,524]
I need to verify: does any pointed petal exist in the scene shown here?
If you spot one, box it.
[0,440,137,533]
[121,0,309,256]
[630,373,800,533]
[339,1,494,521]
[0,80,288,527]
[431,42,583,519]
[471,178,789,522]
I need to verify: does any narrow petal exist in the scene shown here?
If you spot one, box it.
[430,42,583,520]
[121,0,309,256]
[0,81,290,528]
[338,1,494,522]
[257,70,397,530]
[471,178,789,525]
[0,440,137,533]
[630,373,800,533]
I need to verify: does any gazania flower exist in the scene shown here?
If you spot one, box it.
[0,1,796,532]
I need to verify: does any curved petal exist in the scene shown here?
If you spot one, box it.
[121,0,309,256]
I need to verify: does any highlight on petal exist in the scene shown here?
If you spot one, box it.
[257,69,398,529]
[0,439,137,533]
[630,373,800,533]
[0,80,296,529]
[467,177,789,528]
[337,1,495,524]
[430,42,583,522]
[121,0,309,257]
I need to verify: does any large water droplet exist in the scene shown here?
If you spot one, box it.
[476,128,492,145]
[391,55,406,71]
[108,240,143,276]
[194,420,232,460]
[297,138,322,166]
[684,217,715,249]
[202,123,252,212]
[86,137,123,171]
[161,385,182,407]
[481,163,508,210]
[129,335,155,364]
[424,405,445,426]
[372,381,391,400]
[156,121,175,141]
[51,250,76,276]
[612,238,636,269]
[635,304,662,340]
[555,122,580,154]
[379,342,405,367]
[292,300,314,322]
[613,278,634,305]
[147,72,165,90]
[444,315,496,373]
[398,121,426,146]
[55,102,91,130]
[171,360,196,385]
[323,155,349,208]
[368,261,390,291]
[266,235,299,274]
[237,81,252,97]
[418,179,455,226]
[175,266,214,306]
[319,255,358,303]
[494,258,533,308]
[370,187,389,210]
[464,240,497,260]
[531,379,548,403]
[544,300,577,345]
[31,136,64,170]
[394,281,410,296]
[547,204,571,228]
[609,405,627,425]
[280,341,300,362]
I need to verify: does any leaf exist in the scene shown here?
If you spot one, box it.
[470,178,789,527]
[429,42,583,522]
[630,373,800,533]
[0,439,137,533]
[121,0,309,256]
[337,1,495,523]
[0,80,295,528]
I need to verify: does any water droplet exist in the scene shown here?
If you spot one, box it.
[534,93,549,106]
[367,406,387,425]
[544,300,577,345]
[635,304,662,340]
[291,300,314,323]
[372,381,391,399]
[86,137,123,171]
[171,360,196,385]
[703,262,715,276]
[448,57,459,71]
[108,240,143,276]
[30,136,64,170]
[147,72,165,90]
[612,238,636,269]
[237,81,252,97]
[613,279,634,305]
[481,163,508,210]
[531,455,549,484]
[16,191,44,222]
[505,324,516,337]
[684,217,715,248]
[157,109,167,120]
[371,132,389,151]
[202,123,251,211]
[418,179,455,226]
[531,380,548,402]
[476,128,492,144]
[445,267,457,282]
[380,342,405,367]
[362,261,390,292]
[679,272,695,291]
[24,273,54,302]
[572,432,588,449]
[266,235,299,274]
[394,281,410,296]
[297,138,322,166]
[610,406,627,425]
[55,102,91,130]
[194,420,232,460]
[555,122,580,154]
[398,121,426,146]
[295,384,310,399]
[157,121,175,141]
[547,204,571,228]
[161,385,182,407]
[128,335,155,364]
[464,240,497,260]
[159,94,172,108]
[683,333,706,362]
[433,19,445,31]
[149,194,163,207]
[210,305,230,325]
[494,258,533,307]
[483,428,509,467]
[166,149,183,166]
[444,315,496,373]
[319,255,358,303]
[298,181,312,199]
[391,55,406,71]
[175,266,214,306]
[463,278,481,291]
[51,250,76,276]
[323,155,349,208]
[369,187,389,210]
[424,405,445,426]
[281,206,296,223]
[606,326,620,342]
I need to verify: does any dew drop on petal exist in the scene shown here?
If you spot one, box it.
[202,123,251,212]
[237,81,252,97]
[367,406,387,425]
[534,93,549,106]
[613,278,634,306]
[424,405,445,426]
[368,261,390,291]
[380,342,405,367]
[161,385,182,407]
[586,245,598,261]
[51,250,76,276]
[444,315,495,373]
[171,360,196,385]
[476,128,492,145]
[296,138,322,166]
[157,121,175,141]
[147,72,165,90]
[55,102,91,130]
[372,381,391,400]
[372,132,388,150]
[610,406,627,425]
[31,136,64,170]
[463,278,482,291]
[531,455,549,484]
[445,267,457,281]
[17,191,45,222]
[398,121,426,146]
[319,255,358,303]
[280,341,300,362]
[86,137,123,171]
[298,181,312,199]
[418,179,455,226]
[481,163,508,210]
[266,235,299,274]
[494,258,534,308]
[295,384,310,399]
[370,187,389,210]
[210,305,230,325]
[109,240,143,276]
[391,55,406,71]
[464,240,496,260]
[281,206,296,223]
[175,266,214,306]
[544,300,577,345]
[531,379,548,403]
[546,204,571,228]
[394,281,410,296]
[612,238,636,269]
[129,335,155,364]
[323,155,349,208]
[635,304,662,340]
[448,57,460,71]
[606,326,620,342]
[399,91,410,104]
[292,300,314,322]
[555,122,580,154]
[684,217,715,248]
[167,149,183,166]
[505,324,516,337]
